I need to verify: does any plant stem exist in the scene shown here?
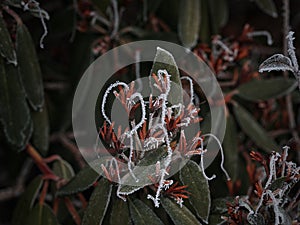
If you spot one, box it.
[64,197,81,225]
[282,0,300,160]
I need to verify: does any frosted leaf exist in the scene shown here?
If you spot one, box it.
[259,54,294,73]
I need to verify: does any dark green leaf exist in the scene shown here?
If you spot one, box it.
[237,78,297,101]
[0,58,32,150]
[179,160,210,223]
[150,47,183,106]
[12,176,43,225]
[178,0,200,48]
[0,16,17,65]
[26,204,59,225]
[17,23,44,111]
[57,166,100,196]
[269,177,286,191]
[147,0,163,13]
[118,147,167,195]
[31,105,49,156]
[90,0,110,13]
[208,0,229,33]
[259,54,294,73]
[209,214,226,225]
[211,197,234,215]
[161,197,201,225]
[129,199,164,225]
[82,179,112,225]
[109,195,131,225]
[254,0,278,18]
[222,114,239,180]
[53,159,75,181]
[233,102,279,153]
[199,0,210,43]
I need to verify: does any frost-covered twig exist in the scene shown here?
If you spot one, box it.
[259,31,300,89]
[22,0,49,48]
[247,30,273,45]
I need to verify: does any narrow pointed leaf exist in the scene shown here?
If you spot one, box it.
[259,54,294,73]
[57,166,99,196]
[222,114,239,180]
[178,0,200,48]
[150,47,183,105]
[26,204,59,225]
[31,105,49,156]
[109,195,131,225]
[53,159,75,180]
[12,176,43,225]
[233,103,279,152]
[118,147,167,195]
[199,0,210,43]
[129,199,164,225]
[254,0,278,18]
[17,23,44,111]
[161,197,201,225]
[0,58,32,150]
[82,179,112,225]
[237,78,297,102]
[209,0,229,33]
[179,160,210,222]
[0,16,17,65]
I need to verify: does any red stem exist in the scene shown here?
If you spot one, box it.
[64,197,81,225]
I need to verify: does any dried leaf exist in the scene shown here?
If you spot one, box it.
[129,199,164,225]
[31,105,49,156]
[25,204,59,225]
[178,0,200,48]
[12,176,43,225]
[57,166,100,196]
[233,102,279,153]
[161,197,201,225]
[17,23,44,111]
[82,179,112,225]
[0,58,32,150]
[179,160,210,223]
[237,78,297,102]
[0,16,17,65]
[259,54,294,73]
[254,0,278,18]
